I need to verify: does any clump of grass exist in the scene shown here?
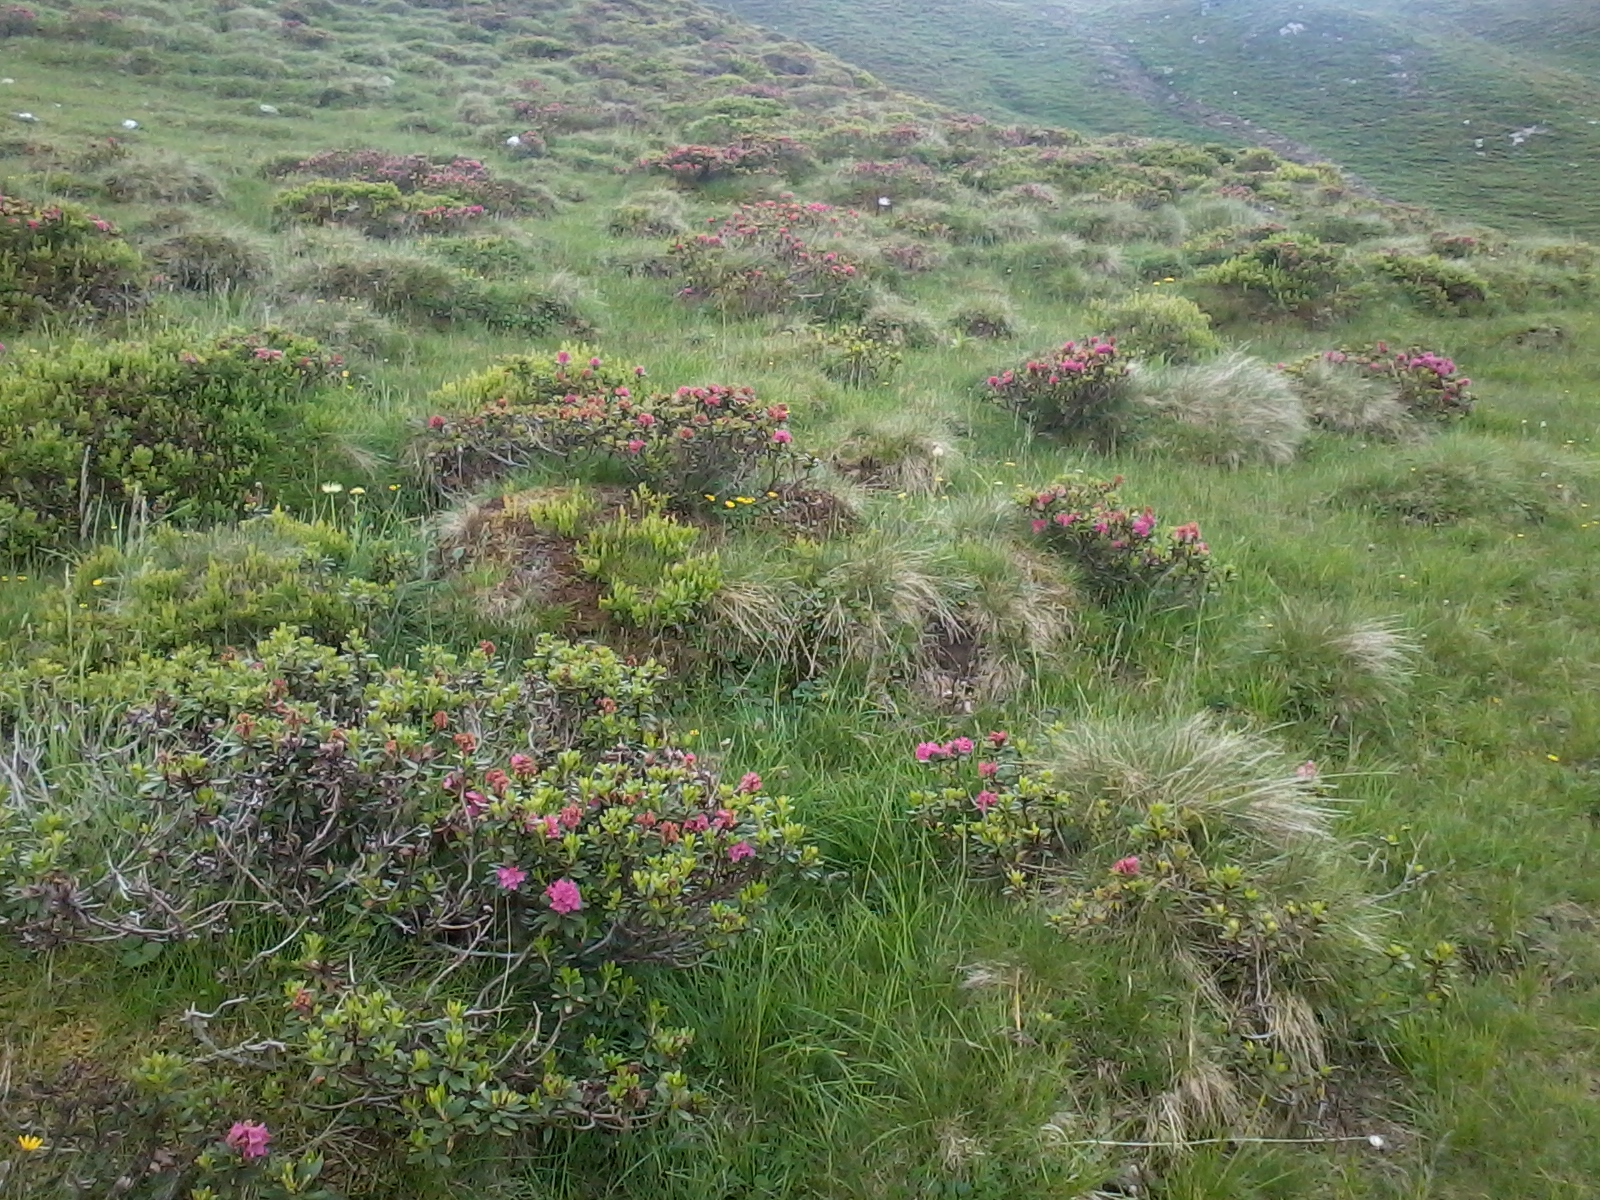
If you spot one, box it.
[950,293,1017,340]
[274,295,412,358]
[607,187,689,236]
[860,293,941,349]
[1135,352,1307,467]
[101,154,222,204]
[1288,354,1416,441]
[1232,598,1421,735]
[147,227,270,292]
[1338,437,1589,525]
[828,406,959,495]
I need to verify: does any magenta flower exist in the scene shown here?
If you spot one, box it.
[626,438,645,454]
[950,737,975,756]
[1031,519,1048,534]
[737,772,762,794]
[772,429,793,445]
[545,878,583,914]
[557,350,571,365]
[463,791,488,820]
[728,840,756,862]
[589,356,603,368]
[495,864,527,891]
[974,790,998,813]
[914,741,945,763]
[225,1121,271,1161]
[510,753,536,777]
[1295,760,1318,781]
[427,415,446,430]
[1111,856,1141,877]
[978,760,998,779]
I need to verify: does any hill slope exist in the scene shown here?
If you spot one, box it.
[0,0,1599,1198]
[715,0,1600,235]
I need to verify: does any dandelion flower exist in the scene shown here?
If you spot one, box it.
[17,1134,44,1152]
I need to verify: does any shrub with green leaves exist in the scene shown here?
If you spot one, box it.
[0,330,341,557]
[1090,290,1221,364]
[984,336,1133,443]
[147,227,268,292]
[579,492,723,631]
[815,324,903,386]
[420,348,797,497]
[1370,251,1491,314]
[38,511,415,663]
[0,631,815,1184]
[1018,476,1215,603]
[1193,233,1354,319]
[1286,343,1473,426]
[274,179,490,237]
[0,191,144,327]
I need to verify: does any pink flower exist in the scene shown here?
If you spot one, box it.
[253,347,284,362]
[728,840,756,862]
[986,731,1009,747]
[1111,856,1141,877]
[495,864,527,891]
[974,790,998,813]
[950,737,975,756]
[463,791,488,820]
[225,1121,271,1161]
[978,761,998,779]
[772,429,793,445]
[557,350,571,365]
[636,412,656,427]
[545,878,583,914]
[626,438,645,454]
[1032,519,1048,534]
[589,356,602,368]
[615,387,631,398]
[510,753,536,777]
[1295,760,1318,781]
[428,415,446,430]
[914,741,944,763]
[737,772,762,794]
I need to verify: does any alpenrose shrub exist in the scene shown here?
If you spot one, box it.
[1018,477,1215,603]
[0,330,342,557]
[668,200,870,321]
[639,135,811,184]
[270,149,549,215]
[273,179,490,237]
[0,631,815,1183]
[419,347,798,498]
[1193,232,1355,318]
[984,336,1134,443]
[1286,342,1473,424]
[0,191,144,327]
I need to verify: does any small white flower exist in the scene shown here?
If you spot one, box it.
[319,482,344,494]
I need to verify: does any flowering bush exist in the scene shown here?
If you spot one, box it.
[1018,477,1215,603]
[420,348,798,498]
[0,632,815,1185]
[0,330,342,557]
[639,135,811,184]
[984,336,1133,442]
[668,200,870,321]
[0,191,144,327]
[1287,343,1473,423]
[0,4,37,36]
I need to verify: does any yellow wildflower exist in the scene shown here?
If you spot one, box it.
[17,1134,43,1152]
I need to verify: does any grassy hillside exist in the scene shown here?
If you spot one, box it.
[715,0,1600,236]
[0,1,1599,1199]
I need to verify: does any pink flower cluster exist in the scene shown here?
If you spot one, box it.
[225,1120,271,1161]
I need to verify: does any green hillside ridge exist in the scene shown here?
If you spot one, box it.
[0,0,1599,1198]
[715,0,1600,237]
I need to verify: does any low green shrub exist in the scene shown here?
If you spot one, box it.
[1338,438,1585,525]
[606,188,689,237]
[0,192,144,327]
[1090,290,1220,364]
[420,347,797,497]
[579,492,723,631]
[38,512,415,663]
[274,179,491,237]
[0,330,341,557]
[1018,476,1216,603]
[1370,251,1491,314]
[146,227,268,292]
[814,324,902,387]
[1193,233,1355,319]
[100,154,221,204]
[984,336,1133,443]
[0,631,816,1188]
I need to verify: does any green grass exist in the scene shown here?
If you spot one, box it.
[2,0,1600,1196]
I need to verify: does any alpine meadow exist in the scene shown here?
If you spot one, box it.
[1,0,1599,1197]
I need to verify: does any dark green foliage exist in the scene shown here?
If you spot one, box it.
[1371,251,1492,314]
[0,330,341,556]
[146,227,268,291]
[0,192,144,327]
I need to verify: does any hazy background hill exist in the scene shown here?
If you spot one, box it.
[715,0,1600,235]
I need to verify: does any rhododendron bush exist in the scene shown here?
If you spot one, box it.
[639,135,811,184]
[668,199,870,320]
[1286,342,1474,422]
[270,148,547,215]
[1019,477,1216,603]
[0,191,144,327]
[984,336,1134,442]
[0,630,816,1180]
[419,347,798,497]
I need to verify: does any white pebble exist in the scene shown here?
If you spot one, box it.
[121,119,139,129]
